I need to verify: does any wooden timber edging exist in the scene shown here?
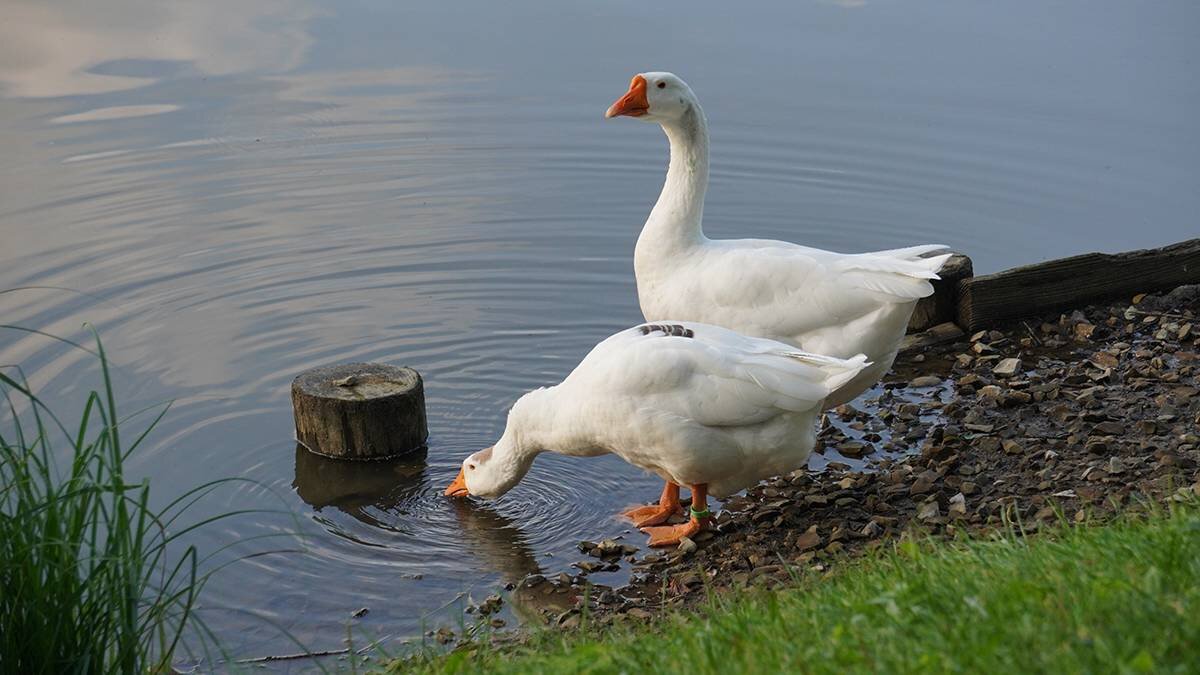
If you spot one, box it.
[904,238,1200,340]
[957,238,1200,333]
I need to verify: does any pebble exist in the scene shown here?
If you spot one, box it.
[993,358,1023,377]
[917,501,940,522]
[947,493,967,519]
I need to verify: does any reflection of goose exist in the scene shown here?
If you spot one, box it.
[447,499,541,585]
[446,322,869,548]
[604,72,949,409]
[292,444,427,527]
[446,501,580,625]
[294,446,547,589]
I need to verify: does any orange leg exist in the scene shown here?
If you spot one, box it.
[622,482,683,528]
[642,483,712,547]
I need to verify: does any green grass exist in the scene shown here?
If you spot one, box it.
[401,506,1200,674]
[0,327,247,673]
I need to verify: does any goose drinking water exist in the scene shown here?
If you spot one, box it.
[445,322,869,547]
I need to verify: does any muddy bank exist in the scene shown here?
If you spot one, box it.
[443,285,1200,639]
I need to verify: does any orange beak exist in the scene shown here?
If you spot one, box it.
[605,75,650,119]
[444,468,469,497]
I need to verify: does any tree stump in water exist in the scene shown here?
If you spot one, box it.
[291,363,427,460]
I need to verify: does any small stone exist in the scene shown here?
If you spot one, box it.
[1072,323,1096,340]
[1002,391,1033,406]
[1034,506,1057,520]
[910,470,940,495]
[1106,457,1126,474]
[795,525,821,551]
[917,501,940,522]
[911,375,942,388]
[948,492,967,519]
[677,537,698,555]
[975,436,1002,453]
[978,385,1003,398]
[593,539,624,557]
[837,441,871,459]
[993,358,1022,377]
[1001,439,1022,455]
[861,520,883,537]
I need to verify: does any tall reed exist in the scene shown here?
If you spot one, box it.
[0,329,226,672]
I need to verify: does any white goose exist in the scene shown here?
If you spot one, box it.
[605,72,950,408]
[445,321,869,547]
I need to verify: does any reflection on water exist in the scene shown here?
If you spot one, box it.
[0,0,317,98]
[292,445,430,525]
[2,0,1198,664]
[446,499,542,585]
[294,445,541,582]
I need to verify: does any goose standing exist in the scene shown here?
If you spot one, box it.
[605,72,950,407]
[445,322,869,547]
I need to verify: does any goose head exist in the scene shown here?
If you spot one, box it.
[605,72,698,123]
[445,394,542,499]
[444,445,514,499]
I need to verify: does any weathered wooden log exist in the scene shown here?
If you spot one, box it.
[907,253,973,333]
[291,362,427,460]
[957,238,1200,332]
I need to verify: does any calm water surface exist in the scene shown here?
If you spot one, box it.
[2,0,1197,663]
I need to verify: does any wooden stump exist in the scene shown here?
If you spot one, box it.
[291,362,427,460]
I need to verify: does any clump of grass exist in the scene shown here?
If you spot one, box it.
[401,503,1200,674]
[0,328,230,672]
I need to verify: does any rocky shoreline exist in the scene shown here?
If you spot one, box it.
[451,285,1199,639]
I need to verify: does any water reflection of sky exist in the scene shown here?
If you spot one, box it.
[1,0,1198,664]
[0,0,317,97]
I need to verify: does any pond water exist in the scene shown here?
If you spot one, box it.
[1,0,1197,665]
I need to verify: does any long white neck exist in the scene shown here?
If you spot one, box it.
[636,102,710,261]
[498,387,597,468]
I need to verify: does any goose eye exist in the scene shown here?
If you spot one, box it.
[657,82,666,89]
[468,463,477,471]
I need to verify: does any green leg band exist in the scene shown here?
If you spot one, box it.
[690,506,712,520]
